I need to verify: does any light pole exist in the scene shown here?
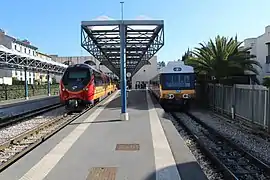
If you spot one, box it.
[120,2,124,21]
[119,1,128,120]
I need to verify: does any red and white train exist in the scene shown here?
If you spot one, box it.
[59,63,117,111]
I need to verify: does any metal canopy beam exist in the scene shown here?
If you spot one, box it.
[81,19,164,77]
[0,49,67,74]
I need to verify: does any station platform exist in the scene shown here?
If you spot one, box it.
[0,95,57,108]
[0,90,207,180]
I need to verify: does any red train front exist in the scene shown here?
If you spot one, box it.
[59,63,114,111]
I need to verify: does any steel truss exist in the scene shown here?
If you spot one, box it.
[81,20,164,77]
[0,48,67,74]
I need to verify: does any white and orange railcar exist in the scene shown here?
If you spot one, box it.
[149,61,196,110]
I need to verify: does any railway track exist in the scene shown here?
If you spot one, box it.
[171,111,270,180]
[0,105,91,172]
[0,103,63,128]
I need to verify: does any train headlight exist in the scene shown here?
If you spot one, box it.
[183,94,190,99]
[83,88,88,91]
[167,94,174,99]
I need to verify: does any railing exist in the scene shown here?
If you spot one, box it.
[196,83,270,132]
[0,84,59,101]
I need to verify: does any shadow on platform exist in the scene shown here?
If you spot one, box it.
[144,162,207,180]
[99,90,149,111]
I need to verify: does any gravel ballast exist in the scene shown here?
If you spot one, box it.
[173,112,269,180]
[189,110,270,165]
[169,113,224,180]
[0,107,66,144]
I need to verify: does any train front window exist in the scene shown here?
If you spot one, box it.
[62,67,91,86]
[68,71,88,80]
[161,73,195,90]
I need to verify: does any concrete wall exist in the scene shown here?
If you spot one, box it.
[131,56,158,88]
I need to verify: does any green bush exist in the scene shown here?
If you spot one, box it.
[0,84,59,101]
[263,76,270,87]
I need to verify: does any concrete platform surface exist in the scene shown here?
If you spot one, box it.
[0,95,57,108]
[0,90,207,180]
[0,95,60,120]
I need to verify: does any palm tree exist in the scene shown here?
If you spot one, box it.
[186,35,261,81]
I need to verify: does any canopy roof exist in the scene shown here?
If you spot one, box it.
[81,19,164,77]
[0,45,67,74]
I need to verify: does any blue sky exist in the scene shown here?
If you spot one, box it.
[1,0,270,63]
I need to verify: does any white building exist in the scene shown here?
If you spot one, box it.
[0,29,36,84]
[0,29,54,85]
[131,56,158,88]
[244,25,270,83]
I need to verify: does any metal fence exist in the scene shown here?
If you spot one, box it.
[196,83,270,132]
[0,84,59,101]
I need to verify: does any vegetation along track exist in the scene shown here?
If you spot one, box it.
[171,111,270,180]
[0,93,112,172]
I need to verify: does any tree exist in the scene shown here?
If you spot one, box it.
[263,76,270,87]
[181,48,192,62]
[52,77,57,84]
[158,61,166,68]
[186,35,262,82]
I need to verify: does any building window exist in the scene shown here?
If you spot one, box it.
[20,71,22,76]
[14,44,17,50]
[29,49,31,54]
[24,48,26,53]
[267,64,270,73]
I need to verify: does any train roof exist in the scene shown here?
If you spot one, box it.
[68,63,103,74]
[159,61,194,74]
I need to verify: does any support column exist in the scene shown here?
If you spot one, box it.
[24,67,29,100]
[47,71,51,96]
[119,22,129,121]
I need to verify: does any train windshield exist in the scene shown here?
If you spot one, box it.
[161,73,195,90]
[62,67,91,86]
[68,71,88,79]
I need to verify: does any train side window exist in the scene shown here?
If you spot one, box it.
[94,72,103,86]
